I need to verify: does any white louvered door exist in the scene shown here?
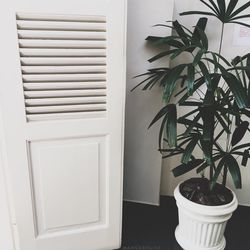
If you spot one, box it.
[0,1,126,250]
[17,13,108,122]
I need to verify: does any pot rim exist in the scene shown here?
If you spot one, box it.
[174,180,238,216]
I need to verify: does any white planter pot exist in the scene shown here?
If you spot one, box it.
[174,182,238,250]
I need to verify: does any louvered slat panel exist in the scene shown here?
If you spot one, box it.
[17,20,106,31]
[16,12,107,121]
[25,96,106,106]
[20,57,106,65]
[19,48,106,57]
[22,66,106,74]
[22,74,106,82]
[26,111,106,122]
[23,82,106,90]
[16,13,106,23]
[24,89,106,98]
[18,30,106,40]
[26,104,106,114]
[19,40,106,48]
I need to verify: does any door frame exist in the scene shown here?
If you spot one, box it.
[0,113,15,250]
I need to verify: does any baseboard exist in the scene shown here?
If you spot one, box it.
[123,198,160,206]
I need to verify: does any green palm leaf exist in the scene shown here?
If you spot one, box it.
[172,159,204,177]
[225,154,242,189]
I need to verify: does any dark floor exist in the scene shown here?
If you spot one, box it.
[119,196,250,250]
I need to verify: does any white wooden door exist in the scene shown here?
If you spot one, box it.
[0,1,127,250]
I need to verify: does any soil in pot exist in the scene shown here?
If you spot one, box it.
[180,178,233,206]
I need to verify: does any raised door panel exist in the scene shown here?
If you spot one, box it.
[28,136,107,237]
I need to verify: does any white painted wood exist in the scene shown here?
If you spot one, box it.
[25,96,106,105]
[17,20,106,31]
[0,1,127,250]
[22,74,106,82]
[18,30,106,40]
[19,48,106,57]
[0,126,15,250]
[24,89,106,98]
[27,111,106,122]
[23,82,106,90]
[19,39,107,48]
[26,104,106,113]
[16,12,106,22]
[21,66,106,74]
[20,57,106,65]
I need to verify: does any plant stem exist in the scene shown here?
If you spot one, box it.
[218,23,225,56]
[210,163,214,182]
[222,167,228,187]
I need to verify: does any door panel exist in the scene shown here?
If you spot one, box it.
[0,0,127,250]
[28,136,107,236]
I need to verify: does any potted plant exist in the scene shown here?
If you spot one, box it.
[133,0,250,249]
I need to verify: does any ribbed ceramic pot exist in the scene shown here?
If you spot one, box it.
[174,182,238,250]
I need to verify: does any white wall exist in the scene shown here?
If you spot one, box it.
[124,0,174,205]
[160,0,250,206]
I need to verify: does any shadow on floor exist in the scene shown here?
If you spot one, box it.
[118,196,250,250]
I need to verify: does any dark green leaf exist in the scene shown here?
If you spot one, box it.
[196,154,223,173]
[241,109,250,118]
[148,49,178,63]
[193,49,205,65]
[211,157,226,189]
[208,0,220,14]
[215,111,231,134]
[226,0,239,16]
[166,105,177,148]
[225,154,242,189]
[170,46,194,60]
[216,0,226,15]
[231,14,250,21]
[222,73,248,109]
[159,115,168,150]
[180,11,217,17]
[214,128,226,142]
[231,121,249,146]
[193,17,208,38]
[178,76,205,103]
[198,61,211,87]
[172,159,204,177]
[201,106,215,141]
[163,64,186,102]
[181,135,199,164]
[242,149,249,166]
[230,1,250,18]
[230,21,250,28]
[187,64,195,95]
[179,101,202,106]
[148,104,174,128]
[182,113,202,135]
[173,20,190,46]
[191,18,208,51]
[200,30,209,50]
[200,0,219,14]
[146,36,184,48]
[180,108,199,119]
[150,104,177,149]
[131,75,155,91]
[200,139,213,165]
[207,51,231,66]
[232,143,250,152]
